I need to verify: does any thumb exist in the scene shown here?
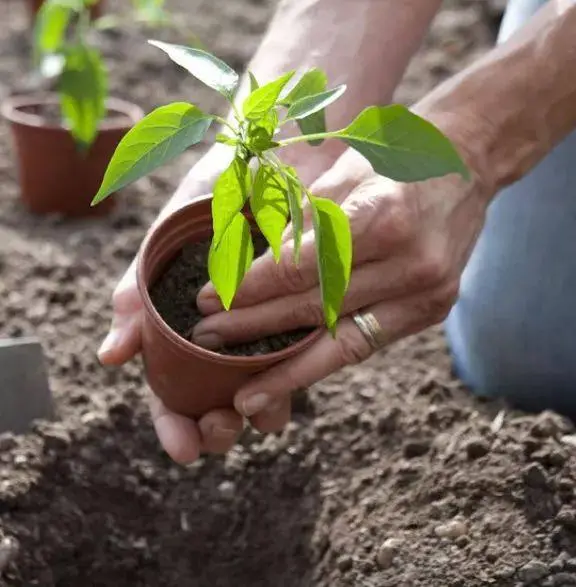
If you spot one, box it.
[98,259,143,365]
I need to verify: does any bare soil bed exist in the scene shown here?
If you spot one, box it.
[2,1,576,586]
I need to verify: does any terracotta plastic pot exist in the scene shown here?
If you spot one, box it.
[1,95,143,217]
[137,196,323,419]
[27,0,104,21]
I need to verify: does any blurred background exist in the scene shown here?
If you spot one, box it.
[11,3,576,587]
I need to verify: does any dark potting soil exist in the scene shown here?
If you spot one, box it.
[149,235,312,356]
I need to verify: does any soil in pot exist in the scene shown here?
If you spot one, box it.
[149,234,312,356]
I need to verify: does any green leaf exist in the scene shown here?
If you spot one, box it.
[59,45,107,148]
[215,133,238,146]
[148,40,239,99]
[248,71,259,92]
[309,196,352,334]
[250,166,289,261]
[282,68,328,145]
[284,166,303,262]
[297,115,326,146]
[208,212,254,310]
[246,127,278,152]
[283,68,327,104]
[286,84,346,121]
[93,102,212,204]
[212,158,251,247]
[34,0,73,57]
[337,105,470,182]
[246,109,279,152]
[243,71,295,121]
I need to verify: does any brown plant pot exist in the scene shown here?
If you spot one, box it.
[1,95,143,217]
[137,196,323,419]
[26,0,104,22]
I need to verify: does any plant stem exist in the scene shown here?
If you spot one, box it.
[214,116,237,134]
[278,131,336,146]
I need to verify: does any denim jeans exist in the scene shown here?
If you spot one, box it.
[445,0,576,416]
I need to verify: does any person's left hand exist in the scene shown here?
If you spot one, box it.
[192,144,492,430]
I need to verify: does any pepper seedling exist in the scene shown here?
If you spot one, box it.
[32,0,178,149]
[93,41,469,334]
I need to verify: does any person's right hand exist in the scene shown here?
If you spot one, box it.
[97,142,340,464]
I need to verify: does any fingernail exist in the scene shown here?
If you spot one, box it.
[192,328,223,350]
[242,393,271,417]
[97,328,120,361]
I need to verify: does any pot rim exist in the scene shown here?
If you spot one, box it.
[0,94,144,131]
[136,195,324,366]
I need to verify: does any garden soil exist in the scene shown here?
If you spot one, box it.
[2,1,576,586]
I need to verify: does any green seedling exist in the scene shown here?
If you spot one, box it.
[33,0,180,149]
[93,42,469,334]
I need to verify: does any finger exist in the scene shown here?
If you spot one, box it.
[98,259,143,365]
[193,248,442,348]
[281,150,370,243]
[234,284,456,418]
[198,408,244,454]
[197,180,412,315]
[197,229,320,314]
[248,396,292,433]
[150,394,202,464]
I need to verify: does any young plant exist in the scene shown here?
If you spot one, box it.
[32,0,179,149]
[93,42,469,334]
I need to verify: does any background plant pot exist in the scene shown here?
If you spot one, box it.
[137,196,323,419]
[26,0,104,22]
[1,95,143,217]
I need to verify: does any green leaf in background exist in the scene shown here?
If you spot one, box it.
[93,14,122,31]
[243,71,294,121]
[34,0,73,57]
[92,102,212,204]
[286,84,346,121]
[309,196,352,335]
[212,157,251,247]
[133,0,166,22]
[284,166,303,262]
[248,71,259,92]
[148,40,239,100]
[250,166,289,261]
[282,68,328,145]
[208,212,254,310]
[337,105,470,182]
[59,45,107,148]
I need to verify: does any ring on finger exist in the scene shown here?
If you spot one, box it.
[352,311,387,350]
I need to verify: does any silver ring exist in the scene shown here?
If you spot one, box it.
[352,311,387,350]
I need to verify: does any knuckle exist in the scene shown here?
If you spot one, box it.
[335,330,372,367]
[422,281,459,322]
[413,250,451,288]
[275,256,309,294]
[290,297,325,327]
[374,196,416,247]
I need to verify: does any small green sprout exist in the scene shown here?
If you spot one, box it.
[93,41,469,334]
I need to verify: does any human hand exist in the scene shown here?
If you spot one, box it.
[97,143,337,463]
[193,144,492,428]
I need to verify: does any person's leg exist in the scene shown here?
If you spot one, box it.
[445,0,576,416]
